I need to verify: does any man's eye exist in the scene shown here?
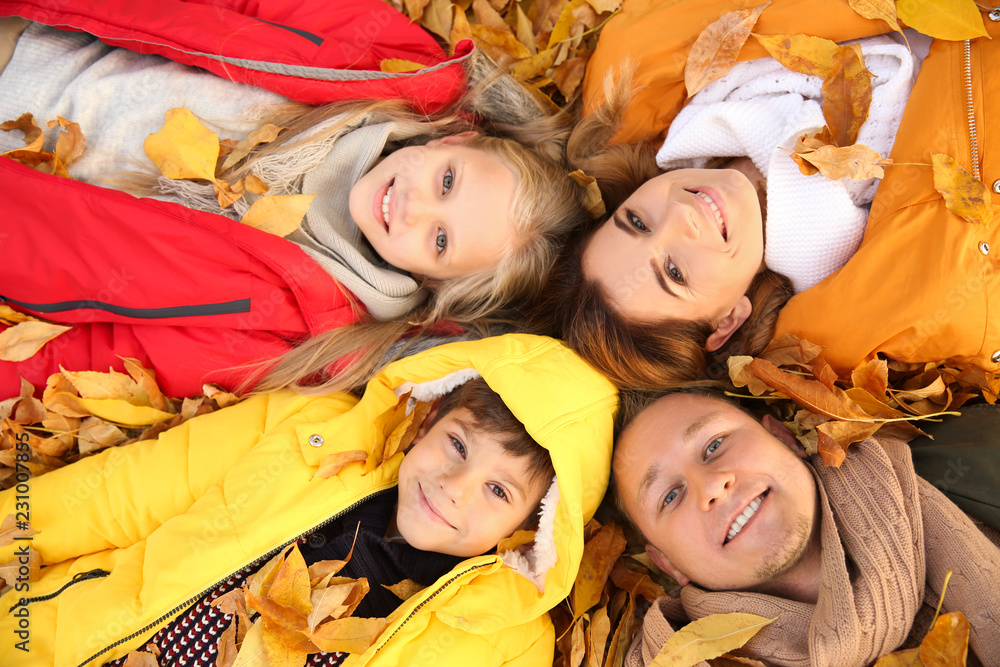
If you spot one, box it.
[666,258,684,284]
[705,438,722,458]
[450,435,466,458]
[626,208,649,232]
[488,483,509,502]
[663,488,678,507]
[436,229,447,254]
[442,169,454,194]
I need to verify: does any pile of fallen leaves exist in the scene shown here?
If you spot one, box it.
[383,0,621,109]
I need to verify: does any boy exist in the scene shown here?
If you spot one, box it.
[0,334,618,666]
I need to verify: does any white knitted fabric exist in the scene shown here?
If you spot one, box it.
[656,35,919,293]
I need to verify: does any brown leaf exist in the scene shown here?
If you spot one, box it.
[793,143,891,181]
[312,450,369,479]
[383,578,425,601]
[571,520,627,616]
[48,116,86,167]
[748,358,872,422]
[931,153,994,227]
[896,0,987,41]
[1,113,43,151]
[384,399,432,460]
[122,651,160,667]
[0,320,72,363]
[758,333,826,368]
[421,0,454,41]
[309,616,388,654]
[822,45,873,148]
[470,23,532,66]
[610,558,667,603]
[815,420,881,467]
[684,2,770,98]
[123,358,168,412]
[77,418,128,454]
[569,614,587,667]
[0,513,39,547]
[752,33,840,79]
[473,0,511,31]
[240,194,314,236]
[851,359,889,397]
[587,604,612,667]
[36,412,78,457]
[42,373,91,418]
[605,589,637,667]
[553,55,589,101]
[215,617,239,667]
[847,0,904,36]
[220,124,285,172]
[919,611,970,667]
[0,546,39,583]
[404,0,432,23]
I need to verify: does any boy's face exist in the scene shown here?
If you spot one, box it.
[395,407,549,557]
[613,393,818,592]
[349,134,518,281]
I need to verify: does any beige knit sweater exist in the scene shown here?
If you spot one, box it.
[625,437,1000,667]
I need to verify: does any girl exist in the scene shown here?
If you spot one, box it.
[0,333,619,666]
[539,0,1000,391]
[0,2,589,399]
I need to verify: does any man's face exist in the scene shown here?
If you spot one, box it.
[613,393,818,592]
[396,407,549,557]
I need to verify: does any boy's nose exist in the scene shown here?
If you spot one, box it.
[438,472,469,506]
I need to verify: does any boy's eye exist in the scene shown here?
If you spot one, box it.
[449,435,466,459]
[626,208,649,232]
[436,228,447,254]
[662,488,679,507]
[705,437,722,458]
[666,258,684,284]
[488,483,509,503]
[442,169,454,194]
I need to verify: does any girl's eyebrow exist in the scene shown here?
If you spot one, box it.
[651,259,679,299]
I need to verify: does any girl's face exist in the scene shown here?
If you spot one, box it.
[349,134,518,281]
[582,168,765,343]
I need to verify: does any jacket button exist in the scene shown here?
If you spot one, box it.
[993,350,1000,364]
[306,532,327,549]
[993,179,1000,194]
[980,241,991,255]
[308,434,324,447]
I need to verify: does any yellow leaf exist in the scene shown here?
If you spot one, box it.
[511,47,558,81]
[420,0,453,41]
[684,2,770,97]
[822,44,873,147]
[244,173,269,195]
[214,178,244,209]
[0,305,34,325]
[1,112,43,151]
[793,143,891,180]
[383,399,432,460]
[513,4,538,55]
[571,520,627,616]
[220,124,285,172]
[382,578,425,601]
[310,616,388,654]
[379,58,427,73]
[919,611,970,667]
[874,648,924,666]
[261,617,312,667]
[471,23,532,65]
[403,0,432,23]
[931,153,994,227]
[847,0,904,36]
[0,320,71,362]
[568,168,606,218]
[751,33,840,79]
[472,0,510,32]
[241,194,315,237]
[59,366,151,403]
[47,116,86,167]
[896,0,988,41]
[450,3,474,49]
[312,449,369,479]
[649,613,777,666]
[268,544,313,618]
[727,356,773,396]
[122,358,168,411]
[144,108,220,182]
[74,397,175,426]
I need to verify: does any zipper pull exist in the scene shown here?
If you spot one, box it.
[8,568,111,612]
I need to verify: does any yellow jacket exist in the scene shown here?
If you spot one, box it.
[0,334,617,666]
[584,0,1000,375]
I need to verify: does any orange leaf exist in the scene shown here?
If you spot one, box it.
[684,2,770,97]
[213,178,244,209]
[1,113,43,151]
[308,579,370,630]
[309,616,388,654]
[122,651,159,667]
[220,123,285,171]
[748,358,873,422]
[919,611,970,667]
[752,33,840,79]
[260,616,315,666]
[815,420,881,467]
[470,23,532,66]
[822,44,873,147]
[312,449,368,479]
[609,558,667,603]
[553,55,589,100]
[268,544,313,618]
[2,148,68,177]
[382,578,425,601]
[244,173,269,195]
[759,333,826,368]
[896,0,987,41]
[308,523,361,584]
[793,143,891,181]
[851,358,889,397]
[873,648,924,666]
[931,153,994,227]
[47,116,86,167]
[570,520,627,616]
[379,58,427,73]
[248,544,295,596]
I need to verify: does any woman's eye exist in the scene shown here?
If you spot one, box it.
[705,438,722,458]
[488,483,509,502]
[436,229,447,254]
[626,209,649,232]
[449,435,466,458]
[663,488,679,507]
[666,258,684,284]
[442,169,454,194]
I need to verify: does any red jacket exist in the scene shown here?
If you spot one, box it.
[0,0,470,398]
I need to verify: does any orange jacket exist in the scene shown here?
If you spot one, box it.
[584,1,1000,375]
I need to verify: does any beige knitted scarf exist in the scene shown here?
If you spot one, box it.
[626,438,1000,667]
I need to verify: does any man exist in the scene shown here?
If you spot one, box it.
[613,390,1000,666]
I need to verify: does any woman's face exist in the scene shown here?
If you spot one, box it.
[582,168,765,345]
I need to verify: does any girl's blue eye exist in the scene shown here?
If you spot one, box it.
[705,438,722,458]
[436,229,447,254]
[627,209,649,232]
[450,435,466,458]
[442,169,454,194]
[667,259,684,284]
[663,488,679,506]
[488,483,509,502]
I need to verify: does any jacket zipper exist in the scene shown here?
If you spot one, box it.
[75,487,395,667]
[964,39,981,180]
[371,561,494,656]
[8,569,110,612]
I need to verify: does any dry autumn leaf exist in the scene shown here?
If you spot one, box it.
[752,33,840,79]
[144,108,219,182]
[313,449,369,479]
[1,112,43,151]
[0,319,72,362]
[309,616,388,654]
[121,650,160,667]
[2,148,69,177]
[873,648,923,666]
[220,123,285,172]
[931,153,994,227]
[792,143,892,181]
[571,520,627,617]
[896,0,988,41]
[822,45,873,148]
[846,0,904,38]
[379,58,428,73]
[649,613,777,667]
[684,2,770,98]
[48,116,86,167]
[0,513,39,547]
[241,194,315,236]
[920,611,970,667]
[383,578,425,601]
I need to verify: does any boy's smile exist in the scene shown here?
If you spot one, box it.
[394,407,549,557]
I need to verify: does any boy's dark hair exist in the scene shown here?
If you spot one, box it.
[432,377,555,491]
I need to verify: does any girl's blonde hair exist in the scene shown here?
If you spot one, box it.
[213,67,590,394]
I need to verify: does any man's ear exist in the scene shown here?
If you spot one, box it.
[425,130,479,148]
[645,544,690,587]
[704,296,752,352]
[761,414,808,459]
